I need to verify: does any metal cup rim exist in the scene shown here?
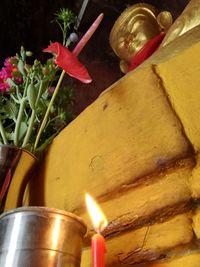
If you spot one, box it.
[0,206,87,235]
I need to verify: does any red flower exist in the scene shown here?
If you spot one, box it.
[43,42,92,84]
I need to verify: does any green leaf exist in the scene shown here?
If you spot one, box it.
[19,121,28,143]
[3,99,18,122]
[17,59,25,76]
[6,131,14,141]
[34,132,57,158]
[36,98,49,115]
[6,78,16,88]
[27,84,37,110]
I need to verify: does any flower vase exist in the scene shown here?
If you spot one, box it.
[0,145,37,212]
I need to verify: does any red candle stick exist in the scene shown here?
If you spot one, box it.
[85,193,108,267]
[92,233,106,267]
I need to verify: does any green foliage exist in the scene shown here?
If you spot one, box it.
[53,8,77,46]
[0,8,77,157]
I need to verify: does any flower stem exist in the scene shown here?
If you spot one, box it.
[22,109,35,149]
[14,98,26,146]
[13,77,29,146]
[33,70,65,153]
[22,80,47,149]
[0,118,8,144]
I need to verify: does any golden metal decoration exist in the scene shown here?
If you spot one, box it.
[0,145,38,212]
[161,0,200,47]
[109,3,173,73]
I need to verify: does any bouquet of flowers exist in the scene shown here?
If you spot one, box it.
[0,8,103,158]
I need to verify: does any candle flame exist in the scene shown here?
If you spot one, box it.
[85,193,108,233]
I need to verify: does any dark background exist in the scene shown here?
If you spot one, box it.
[0,0,189,114]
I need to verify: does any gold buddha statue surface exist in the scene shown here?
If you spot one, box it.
[161,0,200,46]
[109,3,173,73]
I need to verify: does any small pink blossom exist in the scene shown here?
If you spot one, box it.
[4,58,13,69]
[3,67,12,78]
[0,68,11,92]
[4,56,17,67]
[0,57,23,91]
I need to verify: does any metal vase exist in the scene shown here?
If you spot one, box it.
[0,207,87,267]
[0,145,37,212]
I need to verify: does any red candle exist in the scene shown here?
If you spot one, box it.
[85,193,108,267]
[92,233,106,267]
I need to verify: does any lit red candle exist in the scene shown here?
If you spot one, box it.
[92,233,106,267]
[85,193,108,267]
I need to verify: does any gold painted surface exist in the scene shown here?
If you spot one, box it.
[30,66,189,212]
[145,253,200,267]
[79,160,192,237]
[81,214,193,267]
[192,208,200,239]
[156,41,200,151]
[190,160,200,200]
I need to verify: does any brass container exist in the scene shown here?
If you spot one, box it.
[0,145,37,212]
[0,207,87,266]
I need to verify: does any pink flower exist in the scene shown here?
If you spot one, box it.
[4,58,13,68]
[1,57,23,88]
[4,57,17,70]
[43,42,92,84]
[0,68,11,92]
[4,67,12,77]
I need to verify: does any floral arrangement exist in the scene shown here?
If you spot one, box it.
[0,8,103,158]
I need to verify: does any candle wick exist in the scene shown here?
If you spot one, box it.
[95,220,106,234]
[96,229,101,234]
